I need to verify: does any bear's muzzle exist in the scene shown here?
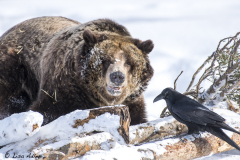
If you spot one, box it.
[110,71,125,86]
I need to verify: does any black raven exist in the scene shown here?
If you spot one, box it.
[153,87,240,151]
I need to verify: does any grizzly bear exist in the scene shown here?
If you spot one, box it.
[0,16,154,125]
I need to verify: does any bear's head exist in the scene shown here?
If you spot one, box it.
[79,29,154,106]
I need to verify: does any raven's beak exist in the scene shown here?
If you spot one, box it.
[153,93,164,103]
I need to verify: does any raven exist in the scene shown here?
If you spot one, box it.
[153,87,240,151]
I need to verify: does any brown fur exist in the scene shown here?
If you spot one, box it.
[0,16,154,125]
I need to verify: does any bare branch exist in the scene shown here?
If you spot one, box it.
[186,52,215,92]
[160,106,170,118]
[174,71,183,90]
[160,71,183,118]
[185,32,240,105]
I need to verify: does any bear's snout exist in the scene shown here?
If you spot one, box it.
[110,71,125,86]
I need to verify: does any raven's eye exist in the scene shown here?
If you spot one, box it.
[164,91,169,98]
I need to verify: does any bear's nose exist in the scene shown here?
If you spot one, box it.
[110,71,125,86]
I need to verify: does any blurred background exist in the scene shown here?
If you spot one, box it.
[1,0,240,158]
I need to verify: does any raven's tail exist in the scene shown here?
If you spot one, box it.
[217,122,240,135]
[207,127,240,151]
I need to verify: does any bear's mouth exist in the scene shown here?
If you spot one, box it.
[107,85,123,96]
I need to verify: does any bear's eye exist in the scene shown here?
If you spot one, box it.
[125,58,133,67]
[103,60,113,68]
[125,62,131,67]
[125,60,133,72]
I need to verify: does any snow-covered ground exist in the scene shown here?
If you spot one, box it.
[1,0,240,159]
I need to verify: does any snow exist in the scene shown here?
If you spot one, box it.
[1,0,240,159]
[34,132,114,156]
[0,111,43,146]
[115,59,120,62]
[90,46,103,68]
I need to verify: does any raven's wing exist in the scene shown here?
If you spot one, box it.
[172,99,225,126]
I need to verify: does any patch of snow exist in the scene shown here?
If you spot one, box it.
[76,142,143,160]
[0,111,43,146]
[76,135,179,160]
[34,132,113,155]
[80,112,125,144]
[90,46,103,68]
[115,59,120,63]
[199,79,226,105]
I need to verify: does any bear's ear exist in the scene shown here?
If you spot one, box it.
[83,29,98,46]
[137,40,154,54]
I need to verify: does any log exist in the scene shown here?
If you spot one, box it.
[139,132,240,160]
[34,132,115,160]
[129,117,188,144]
[0,105,130,159]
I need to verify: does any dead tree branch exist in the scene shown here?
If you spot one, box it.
[184,32,240,105]
[174,71,183,90]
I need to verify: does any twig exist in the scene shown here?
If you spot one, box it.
[161,71,183,118]
[174,71,183,90]
[186,52,215,92]
[41,89,53,99]
[17,46,23,54]
[160,106,170,118]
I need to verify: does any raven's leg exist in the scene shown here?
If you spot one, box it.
[187,127,197,134]
[185,122,201,134]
